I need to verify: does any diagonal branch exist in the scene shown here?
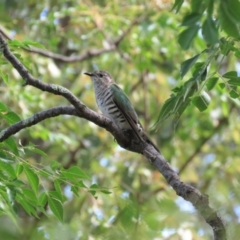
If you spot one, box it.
[0,33,226,240]
[0,15,145,63]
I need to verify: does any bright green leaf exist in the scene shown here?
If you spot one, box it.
[2,111,21,124]
[16,164,23,177]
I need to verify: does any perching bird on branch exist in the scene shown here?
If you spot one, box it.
[84,70,159,152]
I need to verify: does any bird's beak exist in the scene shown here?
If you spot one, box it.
[84,72,93,77]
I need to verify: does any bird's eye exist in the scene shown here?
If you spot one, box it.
[99,73,103,78]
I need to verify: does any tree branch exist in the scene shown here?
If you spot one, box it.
[0,33,226,240]
[0,106,78,142]
[0,15,145,63]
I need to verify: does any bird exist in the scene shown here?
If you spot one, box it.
[84,70,159,152]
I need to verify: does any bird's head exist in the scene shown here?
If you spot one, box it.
[84,70,114,86]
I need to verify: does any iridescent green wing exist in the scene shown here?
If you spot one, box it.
[111,84,143,141]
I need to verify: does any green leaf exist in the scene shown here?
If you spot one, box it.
[48,195,63,221]
[0,72,8,84]
[22,188,38,205]
[1,111,21,124]
[4,137,19,156]
[38,192,48,207]
[206,77,218,90]
[0,102,8,112]
[26,144,47,156]
[16,164,23,177]
[71,186,79,196]
[229,89,239,98]
[16,195,38,217]
[192,92,211,111]
[155,95,179,124]
[54,180,64,202]
[228,78,240,86]
[219,83,225,89]
[0,161,16,179]
[222,71,238,78]
[62,166,90,181]
[89,183,99,196]
[24,166,39,195]
[8,40,27,48]
[171,0,184,13]
[22,40,45,49]
[202,16,219,44]
[178,25,199,50]
[227,0,240,23]
[180,54,200,78]
[182,13,201,26]
[50,160,62,170]
[219,3,240,38]
[100,189,112,194]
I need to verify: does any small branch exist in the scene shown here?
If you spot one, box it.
[0,106,78,142]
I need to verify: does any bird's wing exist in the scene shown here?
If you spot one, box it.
[111,84,143,142]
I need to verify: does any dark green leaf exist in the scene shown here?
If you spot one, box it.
[206,77,218,90]
[178,25,199,50]
[192,93,211,111]
[202,16,219,44]
[48,195,63,221]
[171,0,184,13]
[219,3,240,38]
[228,78,240,86]
[182,13,201,26]
[222,71,238,78]
[180,54,200,78]
[229,89,239,98]
[227,0,240,23]
[219,83,226,89]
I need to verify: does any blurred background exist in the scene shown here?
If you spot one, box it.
[0,0,239,239]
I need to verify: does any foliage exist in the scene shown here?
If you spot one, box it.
[0,0,240,239]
